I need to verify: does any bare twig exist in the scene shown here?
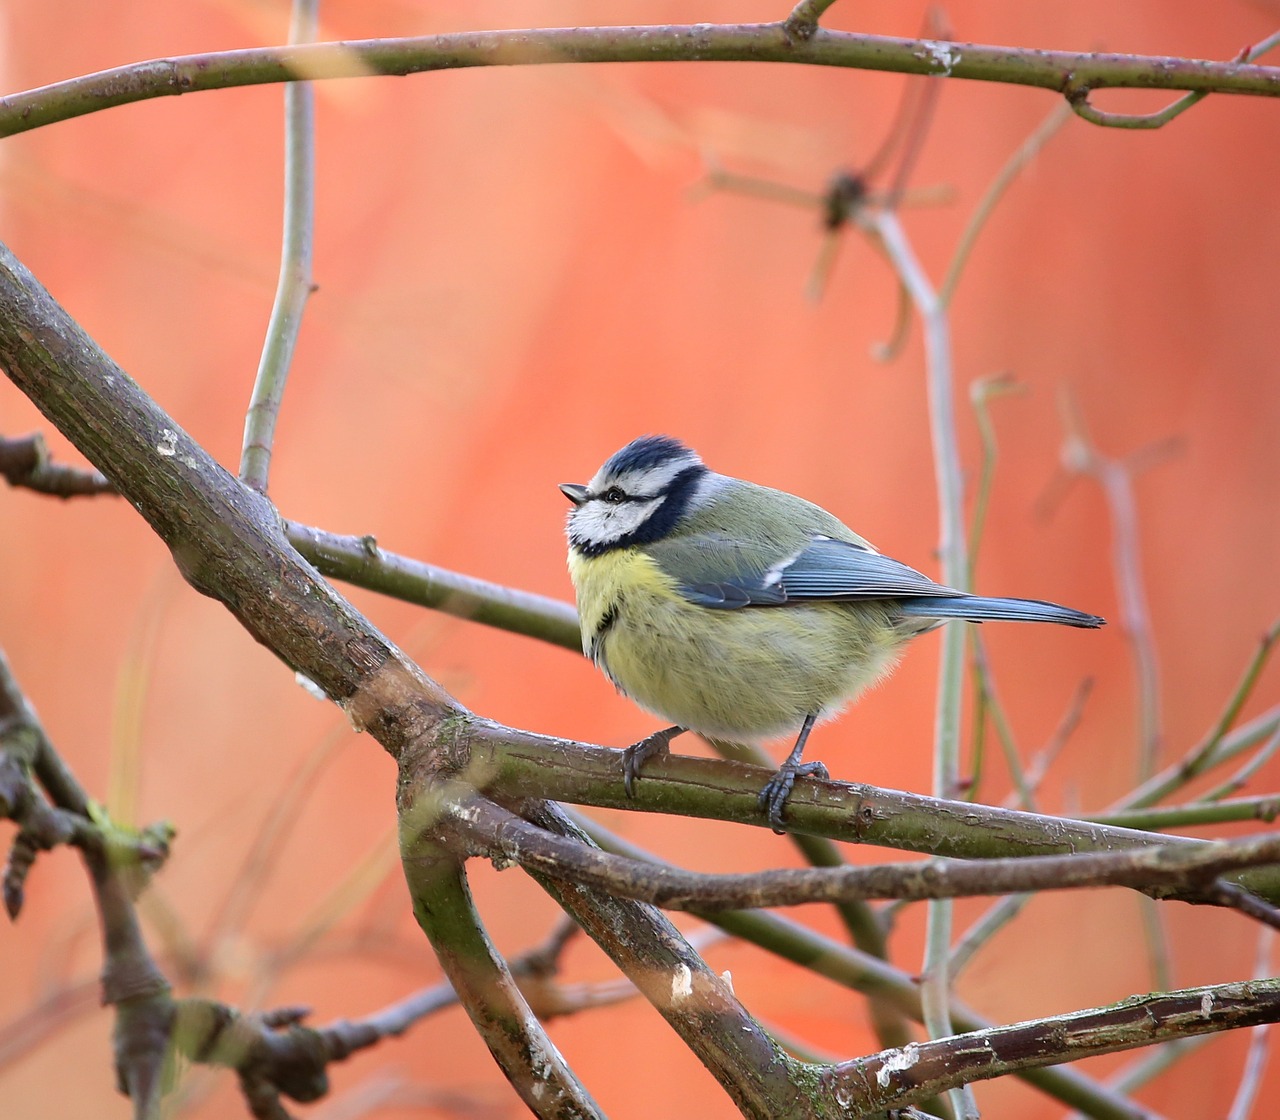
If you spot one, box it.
[784,0,842,38]
[1092,794,1280,831]
[701,738,921,1060]
[240,0,319,493]
[1201,725,1280,803]
[941,102,1073,304]
[838,976,1280,1114]
[285,522,581,650]
[1227,930,1275,1120]
[514,801,809,1120]
[1017,677,1094,801]
[1,27,1279,141]
[471,723,1280,902]
[951,895,1035,985]
[857,207,968,1113]
[1,648,173,1117]
[1064,28,1280,129]
[1114,632,1280,812]
[1052,390,1171,778]
[0,432,114,497]
[449,794,1280,919]
[398,840,602,1118]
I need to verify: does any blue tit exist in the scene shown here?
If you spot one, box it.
[560,435,1104,831]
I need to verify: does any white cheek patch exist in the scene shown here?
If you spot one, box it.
[570,496,664,547]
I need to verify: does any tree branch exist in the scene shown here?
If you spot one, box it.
[449,794,1280,920]
[465,722,1280,899]
[239,0,319,493]
[0,432,114,497]
[1,25,1278,140]
[571,811,1154,1120]
[285,521,580,650]
[831,977,1280,1113]
[0,241,457,754]
[514,801,814,1120]
[399,833,602,1118]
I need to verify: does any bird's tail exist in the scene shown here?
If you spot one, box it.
[898,595,1105,629]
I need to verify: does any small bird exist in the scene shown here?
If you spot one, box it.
[561,436,1104,831]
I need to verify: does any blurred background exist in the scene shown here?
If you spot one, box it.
[2,1,1279,1117]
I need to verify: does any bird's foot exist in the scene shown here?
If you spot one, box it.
[758,759,829,834]
[622,726,684,797]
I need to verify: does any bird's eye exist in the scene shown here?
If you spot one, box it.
[601,486,626,504]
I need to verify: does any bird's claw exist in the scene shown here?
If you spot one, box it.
[758,759,829,833]
[622,728,678,797]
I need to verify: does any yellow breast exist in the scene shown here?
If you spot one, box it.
[567,546,906,742]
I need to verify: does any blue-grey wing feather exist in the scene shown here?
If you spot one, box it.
[650,532,1103,628]
[659,533,958,608]
[768,537,959,601]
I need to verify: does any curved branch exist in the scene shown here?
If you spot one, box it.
[1,25,1278,139]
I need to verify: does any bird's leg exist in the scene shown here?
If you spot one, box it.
[622,726,686,797]
[758,713,827,833]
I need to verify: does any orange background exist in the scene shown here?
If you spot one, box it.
[3,2,1280,1117]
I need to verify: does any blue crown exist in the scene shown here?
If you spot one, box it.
[603,435,699,476]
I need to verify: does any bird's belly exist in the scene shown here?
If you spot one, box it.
[598,596,906,742]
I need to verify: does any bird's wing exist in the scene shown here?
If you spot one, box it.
[650,533,960,610]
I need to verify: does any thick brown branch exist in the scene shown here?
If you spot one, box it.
[515,801,813,1120]
[0,241,458,760]
[0,240,588,1114]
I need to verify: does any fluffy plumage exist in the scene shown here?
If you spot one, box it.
[562,436,1103,830]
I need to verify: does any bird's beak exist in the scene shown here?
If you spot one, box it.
[559,483,589,506]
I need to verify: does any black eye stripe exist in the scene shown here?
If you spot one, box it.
[597,485,658,504]
[571,464,708,557]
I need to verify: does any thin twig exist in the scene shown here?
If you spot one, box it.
[941,102,1073,304]
[449,794,1280,920]
[784,0,842,38]
[1091,794,1280,831]
[1227,929,1275,1120]
[0,648,172,1117]
[1053,389,1167,778]
[1113,634,1280,812]
[239,0,319,492]
[862,207,967,1116]
[472,722,1280,902]
[0,432,114,497]
[285,521,581,650]
[518,801,806,1120]
[839,976,1280,1114]
[1201,725,1280,803]
[948,893,1031,978]
[1016,678,1094,802]
[397,839,602,1118]
[2,28,1280,141]
[1064,28,1280,129]
[706,737,919,1053]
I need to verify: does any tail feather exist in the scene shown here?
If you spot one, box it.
[898,595,1105,629]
